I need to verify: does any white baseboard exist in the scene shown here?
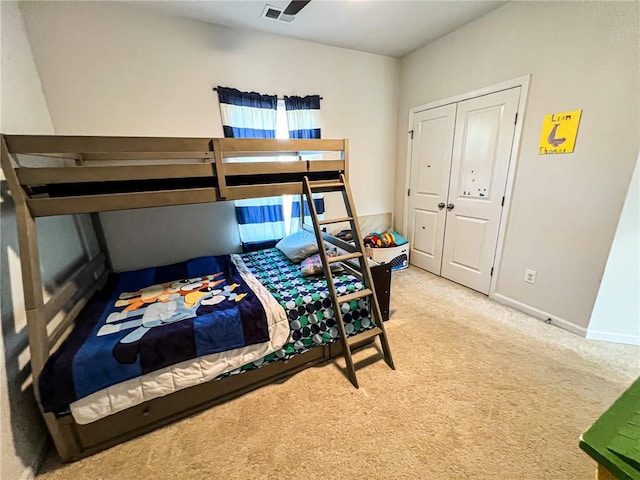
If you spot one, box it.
[492,293,587,337]
[586,329,640,346]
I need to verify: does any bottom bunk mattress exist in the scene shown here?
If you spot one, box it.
[60,248,375,424]
[40,254,290,423]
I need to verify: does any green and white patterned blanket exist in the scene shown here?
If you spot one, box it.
[218,248,376,377]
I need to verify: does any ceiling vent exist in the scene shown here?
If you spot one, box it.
[261,4,295,23]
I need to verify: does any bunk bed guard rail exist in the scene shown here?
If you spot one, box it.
[2,135,349,217]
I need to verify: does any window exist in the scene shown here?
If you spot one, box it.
[215,87,323,246]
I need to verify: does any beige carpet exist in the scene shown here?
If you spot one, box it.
[38,267,639,480]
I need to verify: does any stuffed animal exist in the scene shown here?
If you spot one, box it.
[379,232,396,247]
[364,234,380,248]
[364,232,396,248]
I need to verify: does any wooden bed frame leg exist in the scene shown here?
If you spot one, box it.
[43,412,80,462]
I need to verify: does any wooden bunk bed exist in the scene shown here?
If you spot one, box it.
[0,134,394,462]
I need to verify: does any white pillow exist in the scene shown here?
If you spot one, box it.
[276,230,319,263]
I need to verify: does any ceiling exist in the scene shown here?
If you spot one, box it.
[141,1,506,58]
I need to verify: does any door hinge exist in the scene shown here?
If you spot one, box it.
[501,196,505,207]
[490,267,494,277]
[514,112,518,125]
[407,188,411,197]
[409,130,414,140]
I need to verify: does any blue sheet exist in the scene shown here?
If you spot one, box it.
[39,255,269,413]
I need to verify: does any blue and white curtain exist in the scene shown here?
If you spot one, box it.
[289,194,325,233]
[234,195,325,246]
[285,95,324,230]
[285,95,321,139]
[234,197,289,246]
[216,87,323,248]
[217,86,277,138]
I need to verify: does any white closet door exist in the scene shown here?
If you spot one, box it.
[407,104,456,274]
[441,87,520,294]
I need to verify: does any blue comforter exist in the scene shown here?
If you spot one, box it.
[39,255,269,413]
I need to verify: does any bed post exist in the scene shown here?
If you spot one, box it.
[1,135,80,460]
[343,139,349,181]
[1,137,48,374]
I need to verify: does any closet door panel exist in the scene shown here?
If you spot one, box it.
[412,209,440,260]
[445,215,488,273]
[441,88,520,294]
[407,104,456,274]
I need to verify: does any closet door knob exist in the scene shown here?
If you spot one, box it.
[437,202,445,210]
[447,203,455,211]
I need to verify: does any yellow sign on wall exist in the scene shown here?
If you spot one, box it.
[538,110,582,155]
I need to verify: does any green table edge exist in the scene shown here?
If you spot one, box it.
[579,377,640,480]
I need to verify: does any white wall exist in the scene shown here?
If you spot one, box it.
[19,1,399,271]
[0,3,52,135]
[100,203,240,272]
[396,2,639,334]
[588,156,640,345]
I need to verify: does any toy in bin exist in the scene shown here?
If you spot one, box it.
[364,230,409,271]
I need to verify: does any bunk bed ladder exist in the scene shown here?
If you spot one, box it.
[302,174,395,388]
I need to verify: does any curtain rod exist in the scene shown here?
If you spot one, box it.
[212,87,322,100]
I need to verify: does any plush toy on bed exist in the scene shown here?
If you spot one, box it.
[300,248,345,277]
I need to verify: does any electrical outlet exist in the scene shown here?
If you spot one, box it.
[524,269,537,284]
